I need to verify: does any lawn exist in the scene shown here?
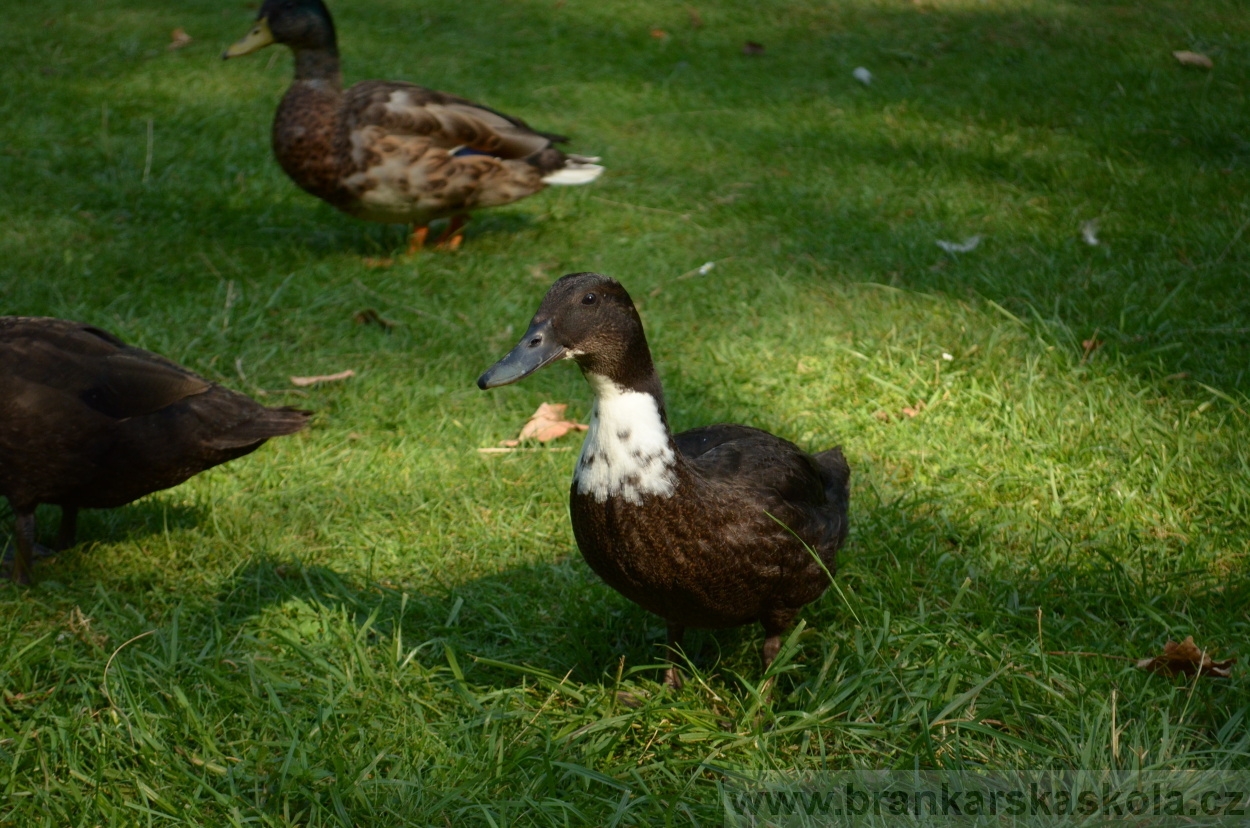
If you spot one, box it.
[1,0,1248,824]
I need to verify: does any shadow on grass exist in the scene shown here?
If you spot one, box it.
[1,497,208,567]
[184,483,1248,700]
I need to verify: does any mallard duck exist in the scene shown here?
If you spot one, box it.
[478,274,850,687]
[0,318,311,584]
[223,0,604,252]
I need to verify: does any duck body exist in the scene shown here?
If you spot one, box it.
[225,0,602,249]
[0,317,310,583]
[572,422,848,634]
[479,273,850,686]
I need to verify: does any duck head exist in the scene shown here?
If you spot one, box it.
[223,0,337,59]
[478,273,659,394]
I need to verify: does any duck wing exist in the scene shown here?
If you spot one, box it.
[1,318,209,419]
[344,81,565,161]
[676,423,849,571]
[674,424,830,508]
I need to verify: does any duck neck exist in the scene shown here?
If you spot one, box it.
[292,47,342,88]
[573,366,680,505]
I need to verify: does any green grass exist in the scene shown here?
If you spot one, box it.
[2,0,1249,823]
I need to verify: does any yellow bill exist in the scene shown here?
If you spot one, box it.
[223,18,274,59]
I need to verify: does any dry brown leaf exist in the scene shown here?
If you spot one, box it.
[1136,636,1235,679]
[501,402,588,447]
[528,261,558,281]
[650,28,669,39]
[1082,337,1103,360]
[353,308,396,329]
[742,41,765,55]
[168,28,192,50]
[901,400,926,418]
[291,369,356,387]
[616,691,646,708]
[1173,50,1213,69]
[362,256,394,269]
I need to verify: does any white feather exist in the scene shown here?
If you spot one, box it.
[543,162,605,186]
[1082,220,1100,246]
[574,374,676,504]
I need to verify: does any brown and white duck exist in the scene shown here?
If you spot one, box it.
[223,0,603,252]
[0,318,310,584]
[478,273,850,687]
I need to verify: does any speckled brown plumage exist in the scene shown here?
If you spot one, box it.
[225,0,602,246]
[0,318,310,584]
[479,274,851,687]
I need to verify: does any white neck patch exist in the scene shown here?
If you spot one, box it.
[573,373,677,504]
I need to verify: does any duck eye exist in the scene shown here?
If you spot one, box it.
[582,293,597,305]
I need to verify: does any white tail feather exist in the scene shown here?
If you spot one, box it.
[543,162,605,186]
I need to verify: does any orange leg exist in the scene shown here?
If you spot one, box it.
[407,225,430,254]
[433,215,468,251]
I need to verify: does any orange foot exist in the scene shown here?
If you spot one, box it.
[433,215,468,251]
[407,225,430,255]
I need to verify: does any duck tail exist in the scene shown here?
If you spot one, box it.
[543,158,604,185]
[526,147,605,185]
[814,446,851,503]
[814,446,851,554]
[208,407,311,450]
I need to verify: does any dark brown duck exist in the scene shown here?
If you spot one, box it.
[223,0,603,252]
[0,318,310,584]
[479,273,850,687]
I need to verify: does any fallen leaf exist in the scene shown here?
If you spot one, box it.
[688,8,703,28]
[936,235,982,253]
[1173,50,1213,69]
[650,28,669,39]
[528,261,558,281]
[742,41,765,55]
[362,256,394,268]
[504,402,588,446]
[1136,637,1234,678]
[353,308,396,329]
[901,400,926,418]
[291,369,356,387]
[168,28,192,50]
[617,691,646,708]
[1081,337,1103,359]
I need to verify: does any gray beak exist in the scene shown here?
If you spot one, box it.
[477,320,567,389]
